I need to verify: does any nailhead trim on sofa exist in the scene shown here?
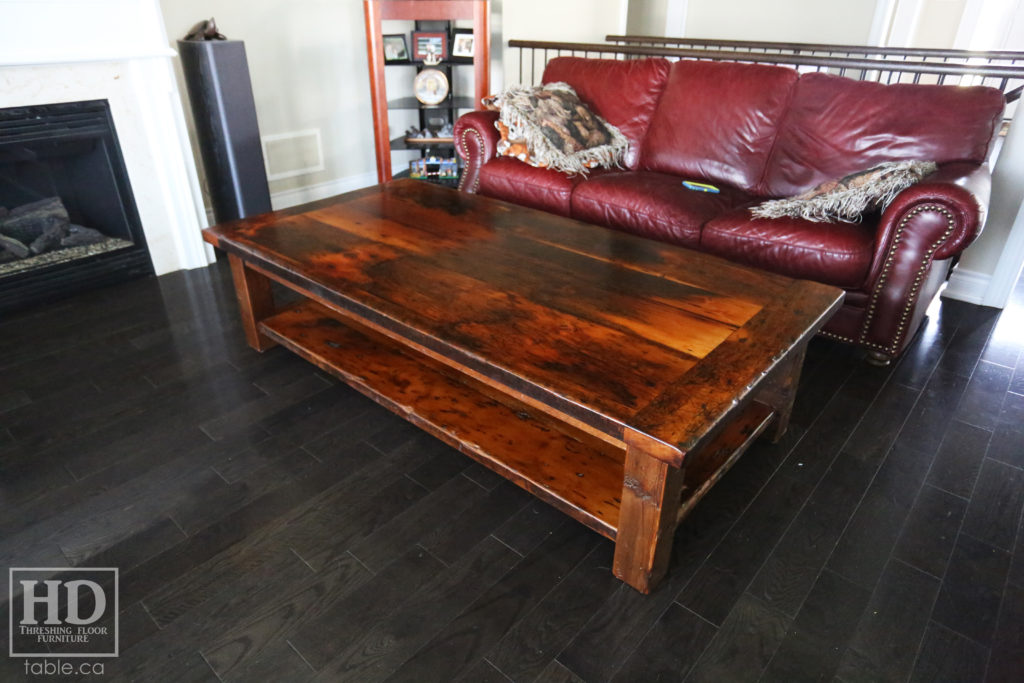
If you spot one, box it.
[854,204,956,355]
[458,128,485,193]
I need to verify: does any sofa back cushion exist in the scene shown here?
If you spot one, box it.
[542,57,670,170]
[639,60,798,194]
[762,72,1005,198]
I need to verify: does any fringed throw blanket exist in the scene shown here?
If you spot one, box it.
[487,83,629,176]
[750,160,938,223]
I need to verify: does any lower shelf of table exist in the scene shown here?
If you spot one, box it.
[257,299,778,549]
[258,300,627,539]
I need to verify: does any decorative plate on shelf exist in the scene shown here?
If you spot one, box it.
[413,68,450,106]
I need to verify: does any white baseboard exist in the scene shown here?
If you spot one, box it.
[942,267,991,305]
[203,172,378,225]
[202,173,378,256]
[270,172,378,211]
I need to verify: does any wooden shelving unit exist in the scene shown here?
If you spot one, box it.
[363,0,490,183]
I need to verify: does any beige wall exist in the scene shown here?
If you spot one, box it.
[503,0,625,43]
[160,0,375,203]
[685,0,881,43]
[626,0,669,35]
[503,0,627,85]
[911,0,968,47]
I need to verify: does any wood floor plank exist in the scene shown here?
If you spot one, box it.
[888,311,956,391]
[841,383,920,467]
[931,534,1011,646]
[893,484,969,579]
[170,448,318,536]
[986,583,1024,682]
[198,373,332,441]
[676,472,807,626]
[955,361,1014,430]
[382,520,599,682]
[896,367,973,455]
[987,422,1024,470]
[457,658,515,682]
[483,542,621,681]
[925,420,993,499]
[120,441,383,611]
[746,451,876,617]
[607,602,717,682]
[909,621,990,683]
[490,499,575,558]
[0,390,31,414]
[685,593,791,683]
[936,309,1000,378]
[418,480,532,566]
[835,560,941,682]
[826,443,934,590]
[960,458,1024,551]
[204,548,431,678]
[759,569,870,683]
[346,473,493,573]
[110,548,314,681]
[310,536,521,681]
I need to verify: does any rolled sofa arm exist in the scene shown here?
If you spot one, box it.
[857,162,991,357]
[454,110,500,193]
[874,162,991,264]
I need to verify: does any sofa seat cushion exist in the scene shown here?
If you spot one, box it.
[478,157,593,216]
[571,171,754,248]
[701,209,875,289]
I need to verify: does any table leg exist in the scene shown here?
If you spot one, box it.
[228,254,277,352]
[758,342,807,443]
[612,431,685,594]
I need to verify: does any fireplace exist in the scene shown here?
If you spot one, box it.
[0,0,216,315]
[0,100,154,314]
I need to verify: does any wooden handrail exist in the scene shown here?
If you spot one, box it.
[605,35,1024,62]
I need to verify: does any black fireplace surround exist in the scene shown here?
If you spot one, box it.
[0,100,153,315]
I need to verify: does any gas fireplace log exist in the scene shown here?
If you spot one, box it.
[29,215,70,255]
[61,224,108,248]
[8,196,64,217]
[0,197,70,245]
[0,234,30,259]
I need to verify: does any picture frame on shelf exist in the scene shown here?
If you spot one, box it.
[412,31,447,62]
[451,29,474,58]
[382,34,409,62]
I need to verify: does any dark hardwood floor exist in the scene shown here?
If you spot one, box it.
[1,259,1021,682]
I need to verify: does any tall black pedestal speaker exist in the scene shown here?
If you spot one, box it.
[178,39,272,224]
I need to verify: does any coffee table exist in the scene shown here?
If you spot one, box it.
[203,180,843,593]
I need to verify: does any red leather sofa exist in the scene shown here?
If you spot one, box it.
[453,57,1005,363]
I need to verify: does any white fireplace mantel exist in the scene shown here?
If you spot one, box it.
[0,0,214,276]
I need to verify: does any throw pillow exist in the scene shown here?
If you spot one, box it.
[750,160,938,223]
[488,83,629,175]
